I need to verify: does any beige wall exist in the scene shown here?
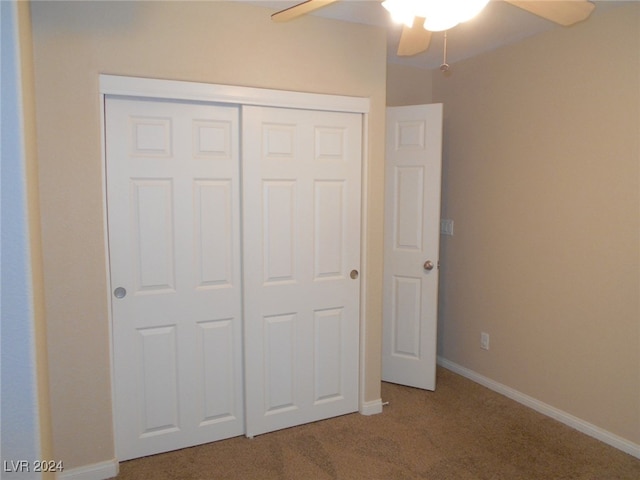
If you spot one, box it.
[386,62,433,106]
[18,0,55,468]
[430,4,639,445]
[30,0,386,469]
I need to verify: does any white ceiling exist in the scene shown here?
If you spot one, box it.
[238,0,630,69]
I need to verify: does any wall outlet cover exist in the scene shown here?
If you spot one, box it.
[480,332,490,350]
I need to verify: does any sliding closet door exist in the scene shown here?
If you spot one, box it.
[106,97,244,460]
[242,106,362,437]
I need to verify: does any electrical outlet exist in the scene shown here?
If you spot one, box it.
[480,332,490,350]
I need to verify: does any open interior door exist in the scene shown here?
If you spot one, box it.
[382,104,443,390]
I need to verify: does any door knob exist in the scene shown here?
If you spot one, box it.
[423,260,434,271]
[350,269,359,279]
[113,287,127,299]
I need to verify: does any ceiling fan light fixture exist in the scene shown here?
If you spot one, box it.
[383,0,490,32]
[422,9,461,32]
[381,0,416,27]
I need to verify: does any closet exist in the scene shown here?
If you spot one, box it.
[102,76,366,460]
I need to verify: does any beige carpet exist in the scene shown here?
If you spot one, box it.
[113,368,640,479]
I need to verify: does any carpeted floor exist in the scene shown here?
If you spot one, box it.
[113,368,640,479]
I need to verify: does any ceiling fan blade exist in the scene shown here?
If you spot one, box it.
[397,17,432,56]
[505,0,595,26]
[271,0,340,22]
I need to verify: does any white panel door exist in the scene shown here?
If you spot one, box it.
[106,97,244,460]
[242,105,362,437]
[382,104,443,390]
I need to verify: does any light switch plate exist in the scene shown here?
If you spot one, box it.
[440,219,454,236]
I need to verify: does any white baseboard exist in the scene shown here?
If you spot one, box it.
[437,356,640,460]
[360,398,383,416]
[58,459,118,480]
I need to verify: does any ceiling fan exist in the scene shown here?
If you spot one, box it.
[271,0,596,56]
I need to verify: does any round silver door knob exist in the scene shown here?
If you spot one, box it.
[113,287,127,299]
[423,261,434,271]
[350,269,359,279]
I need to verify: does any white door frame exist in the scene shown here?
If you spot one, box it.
[99,74,372,457]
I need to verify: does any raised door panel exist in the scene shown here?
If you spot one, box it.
[313,307,344,403]
[314,181,346,279]
[194,180,234,289]
[137,325,179,436]
[394,166,424,252]
[264,313,297,414]
[391,276,421,359]
[131,179,176,293]
[195,318,239,425]
[263,181,297,284]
